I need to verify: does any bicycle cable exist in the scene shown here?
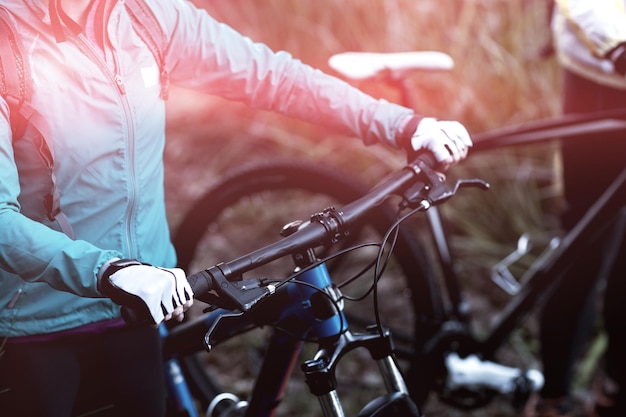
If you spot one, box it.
[257,200,426,342]
[372,204,427,336]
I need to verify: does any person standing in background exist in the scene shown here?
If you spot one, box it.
[533,1,626,416]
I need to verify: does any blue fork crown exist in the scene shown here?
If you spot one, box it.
[285,263,348,340]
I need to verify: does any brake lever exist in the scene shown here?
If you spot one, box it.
[430,178,490,205]
[402,159,489,209]
[194,265,276,312]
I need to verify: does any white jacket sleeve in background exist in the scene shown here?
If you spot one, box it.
[555,0,626,57]
[553,0,626,88]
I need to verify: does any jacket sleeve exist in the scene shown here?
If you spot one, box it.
[0,98,121,298]
[148,0,418,148]
[555,0,626,57]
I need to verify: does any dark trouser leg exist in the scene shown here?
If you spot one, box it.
[603,211,626,407]
[539,69,626,399]
[0,324,166,417]
[0,340,81,417]
[74,324,167,417]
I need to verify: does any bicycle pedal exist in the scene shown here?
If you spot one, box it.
[445,353,544,394]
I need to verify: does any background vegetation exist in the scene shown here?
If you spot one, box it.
[164,0,561,210]
[164,0,565,275]
[162,1,582,416]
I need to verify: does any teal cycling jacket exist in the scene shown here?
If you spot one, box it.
[0,0,416,336]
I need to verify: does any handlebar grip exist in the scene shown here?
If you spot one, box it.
[186,270,216,305]
[411,151,438,171]
[118,302,155,326]
[120,305,151,325]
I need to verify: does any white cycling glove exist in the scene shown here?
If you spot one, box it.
[410,117,472,170]
[98,259,194,325]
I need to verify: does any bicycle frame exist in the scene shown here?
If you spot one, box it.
[420,111,626,401]
[161,325,201,417]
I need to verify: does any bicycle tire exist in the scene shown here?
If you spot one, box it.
[172,158,445,413]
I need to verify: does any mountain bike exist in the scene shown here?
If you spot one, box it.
[170,51,626,416]
[158,153,486,417]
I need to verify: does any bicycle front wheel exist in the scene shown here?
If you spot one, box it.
[172,159,444,414]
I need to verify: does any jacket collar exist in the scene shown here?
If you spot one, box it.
[25,0,116,43]
[49,0,83,42]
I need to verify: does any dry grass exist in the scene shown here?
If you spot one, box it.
[168,0,560,129]
[165,0,562,224]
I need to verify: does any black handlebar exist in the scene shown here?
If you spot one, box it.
[184,154,487,312]
[186,158,420,293]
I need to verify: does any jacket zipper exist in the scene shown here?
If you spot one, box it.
[73,33,138,258]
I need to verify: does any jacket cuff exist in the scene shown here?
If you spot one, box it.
[607,43,626,75]
[396,114,423,152]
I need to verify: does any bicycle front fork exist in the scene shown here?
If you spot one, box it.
[302,327,423,417]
